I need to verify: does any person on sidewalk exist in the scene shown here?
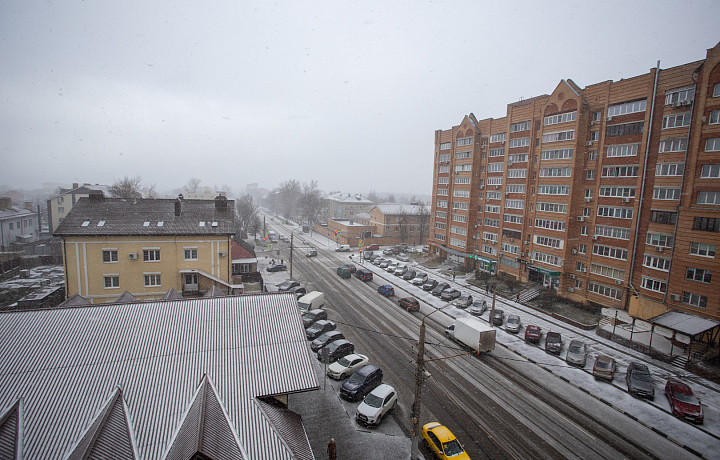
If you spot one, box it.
[327,438,337,460]
[516,293,520,302]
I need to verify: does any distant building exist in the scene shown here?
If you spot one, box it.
[321,192,374,221]
[0,197,40,250]
[184,186,226,200]
[54,195,239,303]
[325,203,430,247]
[46,183,109,232]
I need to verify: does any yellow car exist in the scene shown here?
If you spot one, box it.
[422,422,471,459]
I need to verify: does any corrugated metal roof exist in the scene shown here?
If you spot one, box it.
[650,310,720,336]
[0,294,318,459]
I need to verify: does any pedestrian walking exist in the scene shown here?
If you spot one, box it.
[452,272,456,281]
[327,438,337,460]
[516,293,520,302]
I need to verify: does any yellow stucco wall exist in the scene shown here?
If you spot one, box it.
[62,235,231,303]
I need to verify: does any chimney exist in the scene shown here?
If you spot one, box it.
[72,183,79,189]
[214,195,228,209]
[175,198,182,216]
[24,201,34,211]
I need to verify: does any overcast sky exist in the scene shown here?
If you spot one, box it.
[1,1,718,199]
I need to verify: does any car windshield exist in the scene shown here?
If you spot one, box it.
[547,336,560,343]
[337,356,352,367]
[302,313,314,320]
[569,344,583,353]
[674,392,698,404]
[443,440,464,456]
[348,372,365,384]
[596,360,611,369]
[317,332,332,342]
[508,317,519,324]
[308,324,321,332]
[363,393,383,408]
[633,372,652,382]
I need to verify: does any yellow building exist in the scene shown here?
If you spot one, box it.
[54,195,238,303]
[46,183,109,232]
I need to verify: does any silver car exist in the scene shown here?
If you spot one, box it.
[566,340,588,367]
[505,315,521,333]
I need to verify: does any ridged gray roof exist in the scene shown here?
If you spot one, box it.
[53,197,236,237]
[0,294,318,459]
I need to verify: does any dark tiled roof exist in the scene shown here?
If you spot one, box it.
[57,293,91,307]
[53,197,236,237]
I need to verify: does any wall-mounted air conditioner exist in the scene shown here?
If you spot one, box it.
[577,216,584,222]
[670,293,681,301]
[615,279,623,285]
[568,287,575,293]
[128,253,138,260]
[586,141,593,146]
[219,252,226,257]
[606,116,613,122]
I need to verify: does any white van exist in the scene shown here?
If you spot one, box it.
[335,244,351,252]
[298,291,325,311]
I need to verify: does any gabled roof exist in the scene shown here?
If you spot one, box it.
[323,192,373,204]
[0,294,318,459]
[372,204,425,216]
[53,197,235,237]
[160,288,184,301]
[0,205,36,220]
[57,293,91,307]
[114,291,139,304]
[231,240,256,260]
[203,285,225,298]
[47,184,110,200]
[0,400,21,459]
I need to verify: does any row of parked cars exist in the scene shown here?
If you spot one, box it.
[302,307,398,427]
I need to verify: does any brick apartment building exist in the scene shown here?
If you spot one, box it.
[429,42,720,322]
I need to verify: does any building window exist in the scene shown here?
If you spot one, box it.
[595,225,631,240]
[508,169,527,178]
[538,185,570,195]
[58,206,65,213]
[452,214,467,223]
[649,210,677,225]
[714,83,720,97]
[662,113,691,129]
[437,188,449,196]
[656,162,685,176]
[606,122,643,137]
[590,131,599,141]
[456,137,472,147]
[588,281,623,300]
[598,206,633,219]
[652,187,681,200]
[438,153,450,163]
[453,189,470,198]
[541,148,573,160]
[686,267,712,283]
[449,237,466,248]
[586,170,595,180]
[490,133,506,143]
[505,200,524,210]
[454,176,470,184]
[541,130,574,143]
[690,242,716,257]
[144,274,161,287]
[643,254,670,271]
[436,200,447,208]
[697,191,720,205]
[435,222,446,230]
[511,120,532,132]
[435,211,446,219]
[682,291,707,309]
[184,248,198,260]
[606,144,639,157]
[439,166,450,173]
[508,137,530,148]
[588,150,597,161]
[701,164,720,178]
[664,87,694,105]
[102,250,118,263]
[608,99,647,116]
[544,112,577,126]
[693,217,720,232]
[592,111,602,122]
[593,244,628,260]
[488,162,504,173]
[705,138,720,152]
[437,177,449,185]
[455,151,472,160]
[641,276,667,293]
[143,249,160,261]
[104,276,120,288]
[646,232,674,248]
[659,138,688,153]
[540,167,571,177]
[440,142,451,150]
[601,165,638,177]
[455,164,471,173]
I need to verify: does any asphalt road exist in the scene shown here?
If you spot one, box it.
[265,223,696,459]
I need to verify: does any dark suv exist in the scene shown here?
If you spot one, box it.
[340,365,383,401]
[431,282,450,296]
[311,330,345,352]
[302,309,327,328]
[318,339,355,363]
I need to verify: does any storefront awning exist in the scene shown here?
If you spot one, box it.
[528,265,561,277]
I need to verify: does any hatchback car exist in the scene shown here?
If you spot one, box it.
[665,379,703,424]
[491,309,504,326]
[399,297,420,312]
[356,384,397,427]
[317,339,354,363]
[452,293,473,308]
[402,269,417,281]
[340,364,383,401]
[566,340,588,367]
[467,301,487,317]
[305,319,336,340]
[310,330,345,352]
[266,263,287,272]
[422,279,439,291]
[365,253,378,262]
[412,273,428,285]
[524,324,542,343]
[374,258,386,266]
[505,315,521,333]
[440,288,461,301]
[305,249,317,257]
[301,309,327,328]
[592,355,616,381]
[396,253,410,262]
[327,353,369,380]
[379,260,391,268]
[277,280,300,291]
[626,362,655,400]
[386,263,399,272]
[365,244,380,251]
[431,282,450,296]
[377,285,395,297]
[421,422,470,460]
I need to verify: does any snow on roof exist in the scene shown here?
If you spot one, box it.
[649,310,720,336]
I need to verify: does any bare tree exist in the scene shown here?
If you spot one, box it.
[397,207,410,244]
[108,175,144,198]
[186,177,201,193]
[277,180,301,220]
[236,195,258,236]
[299,180,323,225]
[367,190,380,203]
[386,194,396,203]
[416,201,429,246]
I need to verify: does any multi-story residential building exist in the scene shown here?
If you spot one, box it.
[54,195,238,303]
[321,192,374,221]
[429,42,720,321]
[0,197,40,250]
[46,183,109,232]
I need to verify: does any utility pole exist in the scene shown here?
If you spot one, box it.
[290,231,294,279]
[410,319,427,459]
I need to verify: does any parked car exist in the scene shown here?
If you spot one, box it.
[491,309,504,326]
[277,280,300,291]
[302,309,327,328]
[402,269,417,281]
[290,286,307,298]
[306,249,317,257]
[566,340,587,367]
[396,253,410,262]
[267,263,287,272]
[524,324,542,343]
[377,285,395,297]
[386,262,399,273]
[399,297,420,312]
[626,362,655,400]
[452,293,473,308]
[545,331,562,354]
[440,289,461,301]
[592,355,616,381]
[311,330,345,352]
[665,379,704,424]
[355,268,373,281]
[467,301,487,317]
[305,320,336,340]
[505,315,521,333]
[340,364,383,401]
[431,282,450,296]
[393,265,408,276]
[411,273,428,285]
[317,339,354,363]
[374,258,387,266]
[422,422,470,460]
[327,353,369,380]
[365,244,380,251]
[356,383,397,427]
[383,248,394,255]
[335,244,351,252]
[422,279,439,291]
[363,250,374,259]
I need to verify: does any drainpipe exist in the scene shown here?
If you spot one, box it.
[628,61,660,298]
[662,71,698,303]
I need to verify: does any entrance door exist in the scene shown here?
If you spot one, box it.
[184,273,198,292]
